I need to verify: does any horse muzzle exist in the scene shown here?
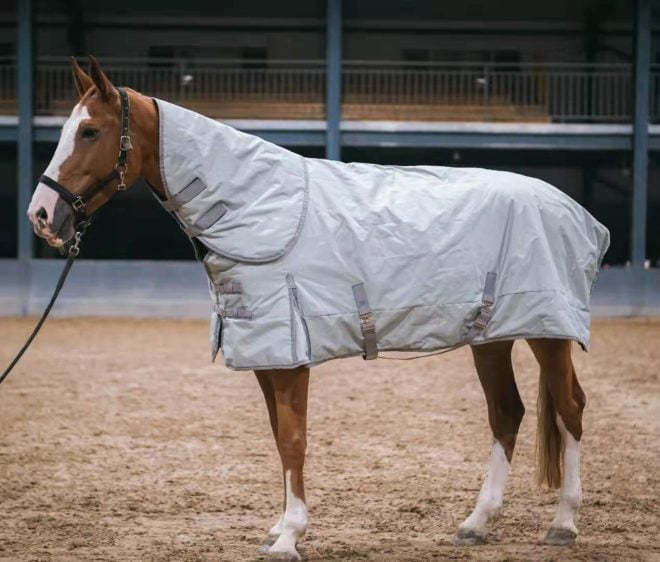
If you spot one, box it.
[28,193,77,248]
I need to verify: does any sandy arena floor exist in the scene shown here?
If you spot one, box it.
[0,317,658,561]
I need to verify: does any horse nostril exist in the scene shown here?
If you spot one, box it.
[36,207,48,221]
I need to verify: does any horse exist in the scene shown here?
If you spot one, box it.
[27,56,597,561]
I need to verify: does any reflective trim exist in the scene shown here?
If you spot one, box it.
[162,177,206,211]
[352,282,378,360]
[183,202,228,237]
[210,311,222,362]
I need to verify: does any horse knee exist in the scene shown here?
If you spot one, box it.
[490,394,525,436]
[489,401,524,461]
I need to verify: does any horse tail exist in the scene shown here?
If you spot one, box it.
[536,375,562,488]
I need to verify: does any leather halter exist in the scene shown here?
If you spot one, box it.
[39,87,133,219]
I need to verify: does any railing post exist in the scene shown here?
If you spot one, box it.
[325,0,342,160]
[631,0,650,267]
[17,0,34,264]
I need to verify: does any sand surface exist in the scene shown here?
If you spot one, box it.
[0,317,658,561]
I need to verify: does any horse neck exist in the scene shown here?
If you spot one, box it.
[130,92,166,199]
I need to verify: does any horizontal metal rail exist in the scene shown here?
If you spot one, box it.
[0,57,657,123]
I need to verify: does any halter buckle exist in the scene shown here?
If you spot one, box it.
[72,197,85,212]
[359,312,376,333]
[115,162,128,191]
[120,135,133,151]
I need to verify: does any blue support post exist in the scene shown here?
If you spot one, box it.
[325,0,342,160]
[17,0,34,262]
[631,0,650,267]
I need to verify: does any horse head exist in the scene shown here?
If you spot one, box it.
[27,56,146,248]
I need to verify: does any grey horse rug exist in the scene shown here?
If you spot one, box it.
[153,98,610,371]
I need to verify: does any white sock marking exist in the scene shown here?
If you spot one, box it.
[268,470,307,559]
[552,416,581,533]
[459,440,510,536]
[268,513,284,536]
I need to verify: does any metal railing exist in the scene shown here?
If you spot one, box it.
[35,57,326,109]
[343,61,640,122]
[0,57,16,104]
[0,57,658,123]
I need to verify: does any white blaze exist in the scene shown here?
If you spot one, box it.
[27,103,90,225]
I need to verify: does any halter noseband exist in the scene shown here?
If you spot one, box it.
[39,87,133,219]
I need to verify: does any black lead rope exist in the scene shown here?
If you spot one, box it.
[0,223,89,387]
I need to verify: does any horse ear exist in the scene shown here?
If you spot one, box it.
[70,57,93,98]
[88,55,115,101]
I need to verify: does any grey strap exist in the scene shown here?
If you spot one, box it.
[220,306,253,320]
[162,178,206,212]
[286,273,297,290]
[482,271,497,305]
[219,280,242,294]
[466,272,497,339]
[352,283,378,360]
[183,202,228,237]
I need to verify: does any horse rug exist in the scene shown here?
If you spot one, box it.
[153,98,610,371]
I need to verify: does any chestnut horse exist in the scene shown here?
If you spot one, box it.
[27,57,586,561]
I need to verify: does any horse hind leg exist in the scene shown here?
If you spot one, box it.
[455,340,525,545]
[528,338,586,546]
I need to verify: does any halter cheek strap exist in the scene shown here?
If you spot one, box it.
[39,86,133,218]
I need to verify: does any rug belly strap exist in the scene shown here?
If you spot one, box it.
[466,272,497,340]
[352,283,378,360]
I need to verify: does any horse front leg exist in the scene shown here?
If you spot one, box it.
[255,367,310,561]
[255,372,283,551]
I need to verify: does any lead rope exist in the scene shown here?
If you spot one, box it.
[0,221,89,386]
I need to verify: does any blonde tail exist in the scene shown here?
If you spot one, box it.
[536,377,562,488]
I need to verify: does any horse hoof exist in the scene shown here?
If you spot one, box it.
[454,528,487,546]
[258,534,279,553]
[266,551,301,562]
[544,527,577,546]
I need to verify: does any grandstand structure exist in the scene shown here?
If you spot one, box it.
[0,0,659,316]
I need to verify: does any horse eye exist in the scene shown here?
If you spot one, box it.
[81,128,98,140]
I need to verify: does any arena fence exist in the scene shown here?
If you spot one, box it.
[0,57,658,123]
